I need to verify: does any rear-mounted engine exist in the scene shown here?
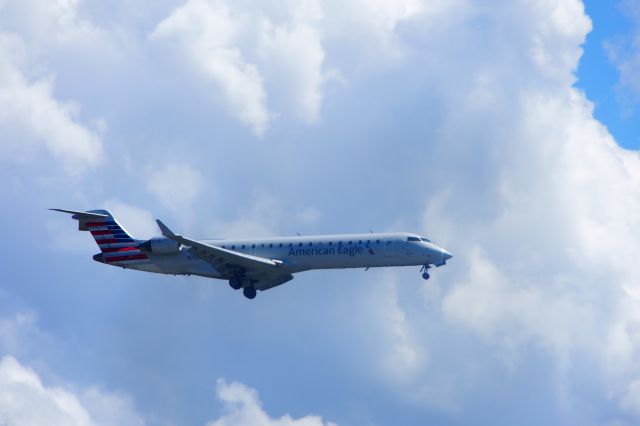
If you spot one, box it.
[138,237,180,254]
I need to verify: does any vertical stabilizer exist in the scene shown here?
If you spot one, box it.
[50,208,149,265]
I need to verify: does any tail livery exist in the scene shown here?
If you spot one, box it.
[49,209,149,266]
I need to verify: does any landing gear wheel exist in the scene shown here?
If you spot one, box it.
[229,277,242,290]
[420,265,431,280]
[243,286,257,300]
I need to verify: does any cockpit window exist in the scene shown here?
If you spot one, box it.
[407,236,421,242]
[420,237,431,243]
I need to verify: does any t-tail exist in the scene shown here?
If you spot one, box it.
[50,208,150,266]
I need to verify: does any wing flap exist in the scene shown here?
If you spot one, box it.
[254,273,294,291]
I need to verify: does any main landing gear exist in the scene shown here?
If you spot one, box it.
[229,276,257,299]
[229,277,242,290]
[420,265,431,280]
[243,286,257,300]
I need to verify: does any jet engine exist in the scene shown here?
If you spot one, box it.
[139,237,180,254]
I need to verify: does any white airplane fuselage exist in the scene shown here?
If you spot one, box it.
[125,232,452,278]
[52,208,452,299]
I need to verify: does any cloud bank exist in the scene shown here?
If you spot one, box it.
[2,0,640,425]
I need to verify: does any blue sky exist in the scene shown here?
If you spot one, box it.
[578,0,640,149]
[1,1,640,425]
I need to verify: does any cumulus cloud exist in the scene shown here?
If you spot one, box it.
[369,273,422,383]
[0,32,104,175]
[207,379,335,426]
[328,0,424,45]
[103,200,158,240]
[146,162,204,214]
[5,0,640,424]
[401,0,640,417]
[207,191,323,238]
[150,0,271,137]
[0,355,144,426]
[0,0,106,49]
[258,0,326,124]
[0,311,40,357]
[148,0,436,134]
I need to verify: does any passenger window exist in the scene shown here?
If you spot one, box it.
[289,243,293,247]
[329,241,333,245]
[232,245,235,249]
[367,240,371,244]
[348,241,352,245]
[222,245,226,249]
[338,241,342,245]
[299,242,302,247]
[358,240,362,244]
[308,242,312,247]
[269,243,273,248]
[252,244,256,248]
[279,243,283,247]
[376,240,380,244]
[242,245,246,249]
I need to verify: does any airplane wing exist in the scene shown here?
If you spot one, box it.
[156,220,292,291]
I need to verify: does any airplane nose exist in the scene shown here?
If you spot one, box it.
[442,249,453,260]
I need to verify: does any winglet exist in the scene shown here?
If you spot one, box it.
[156,219,177,238]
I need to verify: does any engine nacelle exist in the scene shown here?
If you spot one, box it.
[139,237,180,254]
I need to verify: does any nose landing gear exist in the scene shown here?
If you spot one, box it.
[420,265,431,280]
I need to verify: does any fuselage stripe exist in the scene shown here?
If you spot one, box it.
[101,247,139,253]
[105,253,148,262]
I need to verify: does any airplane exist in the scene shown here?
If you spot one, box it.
[51,208,453,299]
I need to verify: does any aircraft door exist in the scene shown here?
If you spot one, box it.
[384,239,395,257]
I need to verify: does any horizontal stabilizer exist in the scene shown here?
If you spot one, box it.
[49,208,109,219]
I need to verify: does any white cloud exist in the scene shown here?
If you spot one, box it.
[0,32,104,175]
[148,0,435,133]
[0,0,106,49]
[325,0,425,43]
[207,192,322,239]
[0,356,144,426]
[0,306,144,426]
[207,379,336,426]
[442,248,597,366]
[146,163,204,214]
[150,0,271,137]
[0,355,144,426]
[209,192,283,238]
[258,0,326,124]
[103,200,158,240]
[0,312,39,356]
[4,0,640,423]
[369,273,422,383]
[621,378,640,417]
[409,0,640,415]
